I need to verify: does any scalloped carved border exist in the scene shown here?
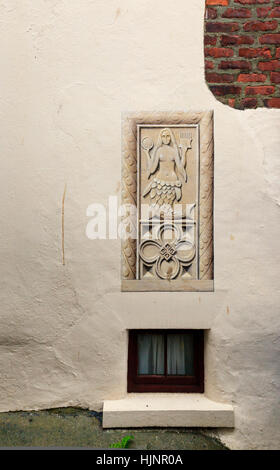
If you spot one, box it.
[121,111,214,288]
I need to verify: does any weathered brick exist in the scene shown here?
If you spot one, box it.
[239,47,272,58]
[206,22,240,33]
[243,20,278,31]
[258,60,280,71]
[219,60,252,70]
[222,8,251,18]
[234,0,256,4]
[237,73,266,81]
[205,47,234,57]
[245,85,275,94]
[206,7,217,19]
[205,60,215,69]
[235,0,270,3]
[209,85,241,95]
[204,0,279,109]
[264,98,280,107]
[220,34,254,45]
[206,0,228,4]
[242,98,258,107]
[270,71,280,83]
[205,36,217,46]
[206,72,235,82]
[259,34,280,44]
[257,7,272,17]
[270,7,280,17]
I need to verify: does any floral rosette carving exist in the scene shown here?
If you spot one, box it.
[139,223,196,280]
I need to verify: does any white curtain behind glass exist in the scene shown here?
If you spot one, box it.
[138,334,164,375]
[167,334,194,375]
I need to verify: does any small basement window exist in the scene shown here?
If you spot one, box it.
[128,330,204,393]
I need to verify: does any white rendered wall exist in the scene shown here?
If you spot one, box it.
[0,0,280,450]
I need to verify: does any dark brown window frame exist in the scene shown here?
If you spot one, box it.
[127,329,204,393]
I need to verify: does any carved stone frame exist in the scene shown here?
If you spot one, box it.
[121,111,214,292]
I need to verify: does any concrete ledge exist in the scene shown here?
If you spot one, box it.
[121,280,214,292]
[103,394,234,428]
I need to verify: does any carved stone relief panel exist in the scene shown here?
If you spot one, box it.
[121,112,214,292]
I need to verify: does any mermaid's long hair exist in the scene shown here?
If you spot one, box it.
[148,128,186,182]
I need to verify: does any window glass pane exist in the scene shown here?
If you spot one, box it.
[137,334,164,375]
[167,333,194,375]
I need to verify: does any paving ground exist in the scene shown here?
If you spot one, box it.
[0,407,228,449]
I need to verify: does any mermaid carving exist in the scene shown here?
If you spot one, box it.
[142,128,192,216]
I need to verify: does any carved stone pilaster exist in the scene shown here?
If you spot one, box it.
[121,111,214,291]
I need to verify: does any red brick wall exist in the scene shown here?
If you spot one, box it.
[204,0,280,108]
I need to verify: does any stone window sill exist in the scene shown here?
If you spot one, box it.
[103,394,234,428]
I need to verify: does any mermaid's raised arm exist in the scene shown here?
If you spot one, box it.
[148,147,160,178]
[175,148,187,182]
